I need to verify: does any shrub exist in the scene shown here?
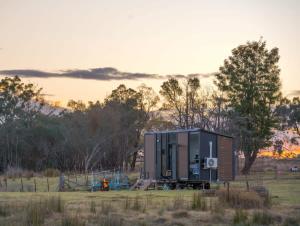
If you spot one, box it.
[217,188,263,209]
[61,215,86,226]
[43,168,60,177]
[191,192,207,211]
[232,209,248,225]
[251,211,274,225]
[5,166,35,179]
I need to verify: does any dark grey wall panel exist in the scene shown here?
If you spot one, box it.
[199,131,217,181]
[156,134,161,179]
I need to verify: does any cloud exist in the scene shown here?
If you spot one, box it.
[0,67,215,81]
[288,90,300,96]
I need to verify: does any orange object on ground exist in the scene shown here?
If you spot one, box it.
[102,178,109,191]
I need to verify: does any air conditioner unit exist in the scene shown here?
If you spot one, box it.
[204,157,218,169]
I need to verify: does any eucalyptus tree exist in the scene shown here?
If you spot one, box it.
[215,39,281,174]
[0,76,43,170]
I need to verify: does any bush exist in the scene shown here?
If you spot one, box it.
[43,168,60,177]
[5,166,34,179]
[217,188,263,209]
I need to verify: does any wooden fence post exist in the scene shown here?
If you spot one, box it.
[4,178,7,191]
[20,177,24,192]
[47,177,50,192]
[226,182,230,202]
[275,166,278,180]
[34,179,37,192]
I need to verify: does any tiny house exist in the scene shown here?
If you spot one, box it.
[144,128,235,189]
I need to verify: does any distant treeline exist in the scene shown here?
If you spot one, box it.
[0,39,299,174]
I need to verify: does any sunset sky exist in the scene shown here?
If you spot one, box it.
[0,0,299,106]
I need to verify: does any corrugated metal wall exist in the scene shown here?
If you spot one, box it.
[144,134,156,179]
[217,135,234,181]
[177,132,188,180]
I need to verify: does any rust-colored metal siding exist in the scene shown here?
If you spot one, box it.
[218,136,233,181]
[177,132,188,179]
[144,134,156,179]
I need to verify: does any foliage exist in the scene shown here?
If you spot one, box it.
[215,39,281,174]
[160,77,230,132]
[0,77,159,172]
[275,96,300,135]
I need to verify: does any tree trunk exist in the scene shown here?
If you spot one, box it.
[130,151,138,171]
[241,150,258,175]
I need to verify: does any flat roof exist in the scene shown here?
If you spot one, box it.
[144,128,233,138]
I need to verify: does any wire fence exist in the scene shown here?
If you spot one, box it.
[0,170,130,192]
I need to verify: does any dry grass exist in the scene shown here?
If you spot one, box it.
[0,174,299,226]
[217,188,264,209]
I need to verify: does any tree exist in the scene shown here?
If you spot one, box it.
[0,76,43,170]
[215,39,281,174]
[289,97,300,136]
[160,77,202,128]
[275,96,300,136]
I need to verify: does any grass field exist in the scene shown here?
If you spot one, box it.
[0,174,300,226]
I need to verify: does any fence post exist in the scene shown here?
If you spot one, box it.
[20,177,24,192]
[47,177,50,192]
[59,173,65,192]
[245,175,250,191]
[226,182,230,202]
[34,179,37,192]
[4,178,7,191]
